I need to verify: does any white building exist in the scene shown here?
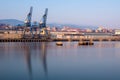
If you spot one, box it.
[114,29,120,35]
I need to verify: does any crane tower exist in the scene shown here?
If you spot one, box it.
[23,7,34,38]
[39,8,49,37]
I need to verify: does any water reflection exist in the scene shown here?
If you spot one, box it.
[40,42,48,76]
[23,42,48,79]
[0,42,120,80]
[0,42,48,80]
[23,43,33,80]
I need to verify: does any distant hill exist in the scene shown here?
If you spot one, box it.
[48,23,98,30]
[0,19,24,26]
[0,19,98,29]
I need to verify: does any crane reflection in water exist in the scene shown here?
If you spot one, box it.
[23,42,48,80]
[1,42,120,80]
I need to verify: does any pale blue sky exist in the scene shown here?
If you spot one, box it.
[0,0,120,27]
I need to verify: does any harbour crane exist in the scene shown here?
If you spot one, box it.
[39,8,48,37]
[23,6,34,38]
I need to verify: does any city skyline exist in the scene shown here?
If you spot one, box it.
[0,0,120,28]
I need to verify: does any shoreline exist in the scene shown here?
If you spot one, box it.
[0,38,120,42]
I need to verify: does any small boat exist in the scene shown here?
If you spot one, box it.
[56,42,63,46]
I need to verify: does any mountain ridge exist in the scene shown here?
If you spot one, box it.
[0,19,24,26]
[0,19,98,29]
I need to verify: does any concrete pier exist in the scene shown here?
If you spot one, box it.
[0,39,50,42]
[0,38,120,42]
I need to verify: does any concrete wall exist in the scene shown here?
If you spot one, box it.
[0,33,22,39]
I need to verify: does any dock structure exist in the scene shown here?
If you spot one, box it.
[52,38,120,41]
[0,39,50,42]
[0,30,120,42]
[0,35,120,42]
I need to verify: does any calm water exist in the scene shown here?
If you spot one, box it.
[0,42,120,80]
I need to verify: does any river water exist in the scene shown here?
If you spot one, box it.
[0,42,120,80]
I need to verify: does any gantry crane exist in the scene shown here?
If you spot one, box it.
[39,8,49,38]
[23,7,34,38]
